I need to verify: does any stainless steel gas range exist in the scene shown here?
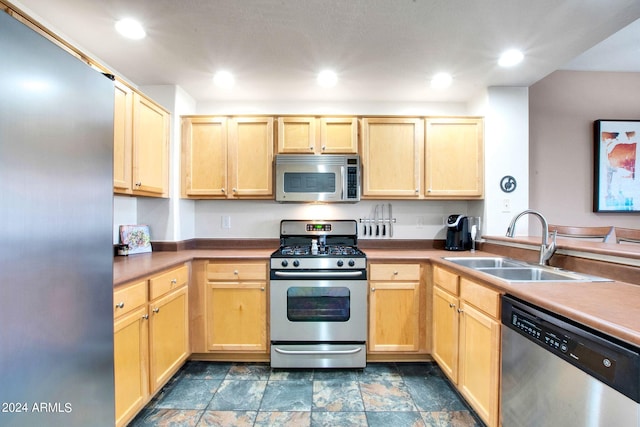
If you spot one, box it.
[270,220,367,368]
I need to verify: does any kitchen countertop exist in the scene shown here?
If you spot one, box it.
[113,242,640,348]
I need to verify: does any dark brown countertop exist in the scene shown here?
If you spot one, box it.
[113,248,274,286]
[113,243,640,348]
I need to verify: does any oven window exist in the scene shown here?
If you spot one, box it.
[286,287,350,322]
[283,172,336,193]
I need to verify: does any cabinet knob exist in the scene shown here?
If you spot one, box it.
[393,271,398,275]
[449,303,456,308]
[321,145,326,151]
[232,188,237,193]
[153,307,160,314]
[309,146,314,150]
[371,287,376,292]
[261,287,265,291]
[415,188,419,193]
[115,301,125,309]
[221,188,226,193]
[457,308,464,314]
[233,270,239,275]
[171,278,177,284]
[142,314,149,320]
[135,181,142,187]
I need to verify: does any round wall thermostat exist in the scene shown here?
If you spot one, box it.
[500,176,517,193]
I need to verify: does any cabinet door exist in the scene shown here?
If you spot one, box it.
[206,282,267,351]
[114,306,149,427]
[228,117,274,197]
[148,286,189,393]
[181,117,228,197]
[369,281,420,352]
[277,117,317,153]
[432,286,459,382]
[113,80,133,194]
[319,117,358,153]
[425,118,483,197]
[458,301,500,427]
[132,93,169,197]
[361,118,423,197]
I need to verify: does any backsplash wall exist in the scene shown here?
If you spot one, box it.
[194,199,476,240]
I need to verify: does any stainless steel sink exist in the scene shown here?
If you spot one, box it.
[443,256,613,283]
[476,267,587,282]
[444,257,526,269]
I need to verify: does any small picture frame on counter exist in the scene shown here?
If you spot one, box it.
[119,225,152,254]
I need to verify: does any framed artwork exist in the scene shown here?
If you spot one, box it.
[594,120,640,212]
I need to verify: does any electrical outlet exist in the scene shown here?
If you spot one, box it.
[502,199,511,212]
[417,216,425,228]
[221,215,231,229]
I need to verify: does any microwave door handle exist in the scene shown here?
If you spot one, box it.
[341,166,345,200]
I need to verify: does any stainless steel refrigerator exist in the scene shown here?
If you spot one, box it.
[0,11,115,427]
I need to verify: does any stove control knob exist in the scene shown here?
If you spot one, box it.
[281,260,288,267]
[293,260,300,267]
[337,260,344,267]
[348,259,355,267]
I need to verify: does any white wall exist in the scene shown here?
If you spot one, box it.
[480,87,530,236]
[194,199,476,240]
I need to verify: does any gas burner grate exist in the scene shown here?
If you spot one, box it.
[278,245,363,257]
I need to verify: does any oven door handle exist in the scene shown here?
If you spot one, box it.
[273,347,363,355]
[273,271,364,278]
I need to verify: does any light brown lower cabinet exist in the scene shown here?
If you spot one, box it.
[190,260,269,358]
[432,266,501,427]
[113,300,148,427]
[113,264,189,427]
[368,263,428,357]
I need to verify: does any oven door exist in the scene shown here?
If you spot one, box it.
[270,274,367,342]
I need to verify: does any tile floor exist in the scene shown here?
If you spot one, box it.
[129,361,483,427]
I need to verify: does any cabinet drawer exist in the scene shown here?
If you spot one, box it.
[433,266,459,295]
[460,278,500,319]
[207,262,267,281]
[114,280,147,318]
[370,263,420,281]
[149,264,189,300]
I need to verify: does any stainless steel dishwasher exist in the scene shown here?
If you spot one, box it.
[501,295,640,427]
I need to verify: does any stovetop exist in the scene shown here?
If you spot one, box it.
[271,219,366,270]
[275,245,365,257]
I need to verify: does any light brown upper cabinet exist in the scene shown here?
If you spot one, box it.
[425,117,484,198]
[361,117,423,198]
[277,116,357,154]
[113,79,170,198]
[181,116,274,199]
[113,79,133,194]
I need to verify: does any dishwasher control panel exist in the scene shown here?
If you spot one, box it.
[502,294,640,403]
[510,311,571,354]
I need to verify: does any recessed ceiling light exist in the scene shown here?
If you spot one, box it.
[317,70,338,88]
[430,72,452,89]
[498,49,524,67]
[213,70,235,88]
[115,18,146,40]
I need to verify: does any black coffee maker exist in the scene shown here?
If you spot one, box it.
[445,214,472,251]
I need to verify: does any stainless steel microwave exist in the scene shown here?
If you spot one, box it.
[275,154,361,202]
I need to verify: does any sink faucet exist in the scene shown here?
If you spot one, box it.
[505,209,556,265]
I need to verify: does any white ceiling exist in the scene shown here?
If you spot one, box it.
[10,0,640,104]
